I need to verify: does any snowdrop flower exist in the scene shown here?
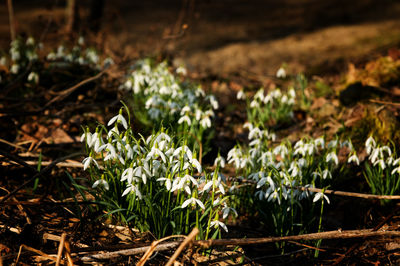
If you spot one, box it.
[181,197,205,210]
[365,136,376,154]
[214,155,226,168]
[78,36,85,46]
[26,37,35,46]
[82,156,99,170]
[276,67,286,78]
[157,177,172,191]
[147,147,166,163]
[102,143,117,161]
[288,88,296,99]
[10,64,19,74]
[28,72,39,84]
[391,166,400,175]
[200,116,212,128]
[209,176,225,194]
[314,137,325,149]
[374,159,386,170]
[176,66,187,75]
[121,168,135,184]
[92,179,109,190]
[122,184,142,199]
[178,115,191,126]
[267,189,281,205]
[210,220,228,232]
[0,57,6,66]
[326,152,339,166]
[255,190,266,200]
[248,127,262,140]
[281,95,288,104]
[237,90,246,100]
[107,111,128,129]
[313,192,330,204]
[347,153,360,165]
[322,169,332,179]
[250,99,260,108]
[327,140,338,149]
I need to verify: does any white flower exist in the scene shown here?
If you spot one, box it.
[248,127,262,140]
[391,166,400,175]
[365,136,376,154]
[178,115,191,126]
[121,168,135,184]
[181,197,205,210]
[107,112,128,129]
[208,95,219,110]
[78,36,85,46]
[237,90,246,100]
[347,153,360,165]
[82,156,99,170]
[314,137,325,149]
[276,67,286,78]
[326,152,339,166]
[322,169,332,179]
[147,147,166,163]
[157,177,172,191]
[200,116,211,128]
[374,159,386,170]
[122,184,142,199]
[313,192,330,204]
[92,179,109,190]
[214,156,226,168]
[176,66,187,75]
[210,220,228,232]
[191,158,202,173]
[10,64,19,74]
[27,72,39,84]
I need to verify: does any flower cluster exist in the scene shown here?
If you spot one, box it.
[122,60,218,152]
[46,37,113,69]
[0,36,113,86]
[227,114,362,236]
[81,108,235,239]
[238,87,296,128]
[364,136,400,196]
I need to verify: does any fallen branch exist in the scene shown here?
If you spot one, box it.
[166,228,199,266]
[292,186,400,200]
[79,229,400,261]
[44,70,105,107]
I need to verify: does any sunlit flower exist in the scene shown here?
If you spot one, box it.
[210,220,228,232]
[313,192,330,204]
[276,67,286,78]
[92,179,109,190]
[82,156,99,170]
[107,112,128,129]
[181,197,205,210]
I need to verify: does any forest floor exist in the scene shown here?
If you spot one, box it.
[2,0,400,265]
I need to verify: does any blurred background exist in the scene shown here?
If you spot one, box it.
[2,0,400,78]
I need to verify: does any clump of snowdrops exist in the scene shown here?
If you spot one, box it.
[46,36,113,70]
[122,59,218,155]
[237,87,296,128]
[0,36,113,86]
[364,136,400,197]
[227,123,357,237]
[81,106,236,239]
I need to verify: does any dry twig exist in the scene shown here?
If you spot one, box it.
[56,233,67,266]
[80,229,400,261]
[166,228,199,266]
